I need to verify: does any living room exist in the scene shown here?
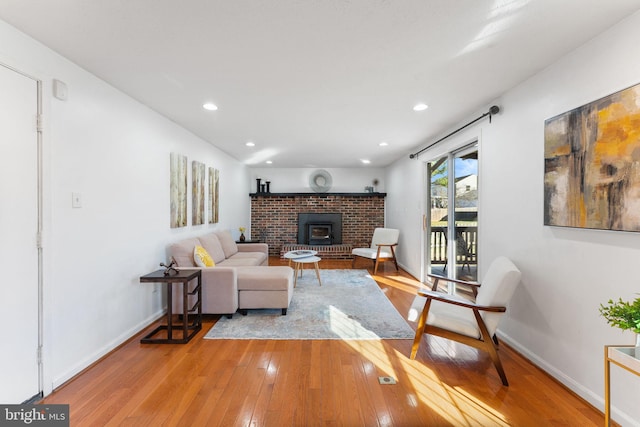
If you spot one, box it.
[1,2,640,425]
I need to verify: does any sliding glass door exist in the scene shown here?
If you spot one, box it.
[426,144,478,282]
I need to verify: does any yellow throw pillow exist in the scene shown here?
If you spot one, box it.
[193,245,215,267]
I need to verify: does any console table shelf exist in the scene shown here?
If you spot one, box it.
[604,345,640,426]
[140,269,202,344]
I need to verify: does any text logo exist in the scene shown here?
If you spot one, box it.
[0,405,69,426]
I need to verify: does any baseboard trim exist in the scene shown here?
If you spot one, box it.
[498,331,639,427]
[50,310,165,391]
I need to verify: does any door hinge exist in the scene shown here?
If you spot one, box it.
[36,114,43,132]
[37,346,43,365]
[36,232,43,249]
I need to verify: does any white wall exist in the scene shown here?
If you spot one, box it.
[248,167,385,193]
[0,20,250,394]
[387,12,640,426]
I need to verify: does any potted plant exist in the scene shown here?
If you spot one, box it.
[599,296,640,347]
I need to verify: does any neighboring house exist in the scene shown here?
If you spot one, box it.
[429,175,477,211]
[455,174,477,196]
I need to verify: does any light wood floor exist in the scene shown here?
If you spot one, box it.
[41,258,610,426]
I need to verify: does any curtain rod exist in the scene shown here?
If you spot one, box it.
[409,105,500,159]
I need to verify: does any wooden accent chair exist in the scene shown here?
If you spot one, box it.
[351,228,399,274]
[409,256,521,386]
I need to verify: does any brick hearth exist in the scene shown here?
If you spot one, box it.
[250,193,386,257]
[280,244,353,260]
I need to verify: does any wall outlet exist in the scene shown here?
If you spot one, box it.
[378,376,396,385]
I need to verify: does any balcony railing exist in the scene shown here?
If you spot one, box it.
[430,226,477,265]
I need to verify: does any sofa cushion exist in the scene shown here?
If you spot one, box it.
[218,256,263,267]
[170,237,202,267]
[227,251,268,265]
[215,229,238,258]
[194,245,215,267]
[237,266,294,291]
[198,233,226,264]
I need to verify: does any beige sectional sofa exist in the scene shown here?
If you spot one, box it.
[169,230,294,317]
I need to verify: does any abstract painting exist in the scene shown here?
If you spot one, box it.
[209,167,219,224]
[544,83,640,231]
[192,161,206,225]
[170,153,187,228]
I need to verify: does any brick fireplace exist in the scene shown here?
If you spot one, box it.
[250,193,386,258]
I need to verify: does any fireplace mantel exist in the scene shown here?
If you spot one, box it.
[250,192,386,197]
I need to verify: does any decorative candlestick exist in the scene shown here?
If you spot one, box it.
[256,178,262,193]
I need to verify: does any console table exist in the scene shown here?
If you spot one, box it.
[139,269,202,344]
[604,345,640,426]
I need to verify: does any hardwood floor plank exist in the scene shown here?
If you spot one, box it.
[232,341,275,426]
[39,258,613,426]
[186,384,225,426]
[209,340,265,426]
[353,351,390,427]
[316,342,336,424]
[244,341,278,426]
[336,354,366,426]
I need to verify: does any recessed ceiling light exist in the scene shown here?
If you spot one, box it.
[361,159,371,164]
[379,141,389,147]
[246,141,255,147]
[203,103,218,111]
[266,160,273,164]
[413,103,428,111]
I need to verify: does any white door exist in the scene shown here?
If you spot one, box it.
[0,64,41,403]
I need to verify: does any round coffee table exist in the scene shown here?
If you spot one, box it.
[290,255,322,287]
[283,250,318,265]
[283,250,316,276]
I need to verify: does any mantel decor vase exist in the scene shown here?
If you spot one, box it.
[240,233,246,242]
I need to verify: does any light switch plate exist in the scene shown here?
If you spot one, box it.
[72,192,82,208]
[53,79,68,101]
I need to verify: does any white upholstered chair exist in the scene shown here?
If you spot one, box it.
[409,256,521,386]
[351,228,399,274]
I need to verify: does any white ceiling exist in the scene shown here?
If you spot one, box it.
[1,1,639,167]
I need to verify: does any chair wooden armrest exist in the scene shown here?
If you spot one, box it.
[427,273,480,288]
[426,273,481,294]
[417,289,506,313]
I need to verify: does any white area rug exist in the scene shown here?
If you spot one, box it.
[204,269,415,340]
